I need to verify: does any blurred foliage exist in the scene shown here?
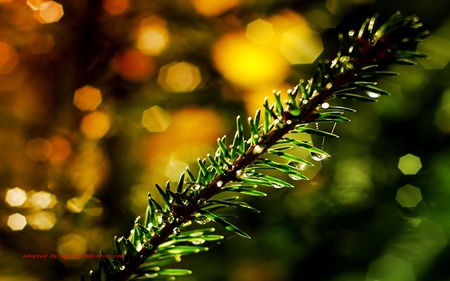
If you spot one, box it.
[0,0,449,280]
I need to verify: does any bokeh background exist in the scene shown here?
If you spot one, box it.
[1,0,450,280]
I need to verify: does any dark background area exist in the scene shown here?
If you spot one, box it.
[1,0,450,280]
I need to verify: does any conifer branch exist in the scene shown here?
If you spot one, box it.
[84,12,429,281]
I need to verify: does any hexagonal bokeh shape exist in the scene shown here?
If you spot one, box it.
[158,61,202,92]
[396,184,422,208]
[34,1,64,24]
[398,153,422,175]
[73,85,102,111]
[5,187,27,207]
[246,19,274,44]
[7,213,27,231]
[142,106,171,132]
[280,26,323,64]
[0,41,19,74]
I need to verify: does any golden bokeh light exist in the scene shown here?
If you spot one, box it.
[396,184,423,208]
[25,137,52,161]
[66,197,86,213]
[7,213,27,231]
[27,32,54,54]
[191,0,240,17]
[34,1,64,24]
[5,187,27,207]
[102,0,130,16]
[2,1,28,26]
[68,143,109,191]
[27,0,48,11]
[398,153,422,175]
[81,111,111,139]
[213,33,289,89]
[165,159,188,182]
[136,17,169,56]
[280,25,323,64]
[158,61,202,92]
[142,106,171,132]
[0,41,19,74]
[114,48,155,81]
[27,210,57,230]
[246,19,274,44]
[73,85,103,111]
[57,234,87,267]
[47,135,72,165]
[138,107,224,168]
[29,191,57,209]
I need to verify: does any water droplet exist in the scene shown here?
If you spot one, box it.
[253,145,264,154]
[217,181,223,187]
[286,120,292,125]
[287,89,292,94]
[288,161,306,170]
[367,92,380,98]
[115,265,125,271]
[236,169,243,177]
[192,239,206,245]
[348,30,355,36]
[310,152,327,162]
[288,175,302,181]
[321,102,330,109]
[173,227,181,236]
[194,215,211,225]
[176,216,185,223]
[302,99,308,104]
[253,134,259,139]
[162,213,174,223]
[325,83,333,90]
[193,184,201,191]
[273,184,283,189]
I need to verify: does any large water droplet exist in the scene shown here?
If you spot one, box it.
[310,152,327,162]
[217,181,223,188]
[173,227,181,236]
[321,102,330,109]
[288,161,306,170]
[192,239,206,245]
[367,92,381,98]
[273,184,283,189]
[194,215,211,225]
[253,145,264,154]
[288,175,302,181]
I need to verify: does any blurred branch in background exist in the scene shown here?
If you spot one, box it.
[0,0,449,281]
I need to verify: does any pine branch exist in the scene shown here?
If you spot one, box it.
[84,12,429,281]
